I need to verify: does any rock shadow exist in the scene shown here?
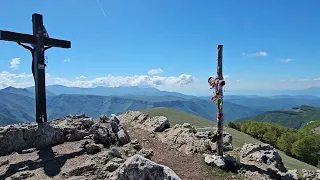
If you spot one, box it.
[0,146,86,179]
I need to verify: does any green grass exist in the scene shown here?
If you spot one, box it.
[143,107,319,171]
[299,120,320,134]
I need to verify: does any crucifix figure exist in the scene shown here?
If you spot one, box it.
[0,13,71,124]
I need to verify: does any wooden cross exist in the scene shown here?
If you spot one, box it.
[216,45,224,156]
[0,13,71,124]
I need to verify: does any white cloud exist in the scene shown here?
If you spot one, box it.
[10,58,21,69]
[64,58,71,62]
[242,51,268,57]
[0,71,195,90]
[147,68,163,75]
[76,76,87,80]
[0,71,33,88]
[280,58,292,63]
[53,74,195,88]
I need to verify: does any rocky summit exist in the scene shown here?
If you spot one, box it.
[0,111,319,180]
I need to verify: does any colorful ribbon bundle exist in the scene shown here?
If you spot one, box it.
[208,76,225,124]
[208,76,225,105]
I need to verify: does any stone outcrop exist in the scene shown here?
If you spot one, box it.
[120,111,233,155]
[107,154,181,180]
[120,111,170,132]
[0,114,181,180]
[0,116,123,156]
[238,143,296,180]
[159,123,233,154]
[301,169,320,180]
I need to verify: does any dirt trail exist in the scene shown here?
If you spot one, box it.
[123,123,214,180]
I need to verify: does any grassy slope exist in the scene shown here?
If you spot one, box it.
[143,107,319,171]
[299,120,320,134]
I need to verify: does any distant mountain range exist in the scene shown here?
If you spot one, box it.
[1,85,320,126]
[224,87,320,97]
[234,105,320,129]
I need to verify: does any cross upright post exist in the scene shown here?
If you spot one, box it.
[0,13,71,124]
[216,45,224,156]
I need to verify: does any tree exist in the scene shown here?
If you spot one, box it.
[291,134,320,167]
[277,132,299,155]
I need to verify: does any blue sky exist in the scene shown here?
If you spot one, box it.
[1,0,320,95]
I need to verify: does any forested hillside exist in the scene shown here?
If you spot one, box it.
[228,120,320,167]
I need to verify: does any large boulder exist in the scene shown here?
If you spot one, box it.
[106,154,181,180]
[158,124,233,154]
[239,143,291,180]
[120,111,170,132]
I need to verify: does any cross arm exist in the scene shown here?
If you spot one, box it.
[0,30,36,44]
[44,38,71,48]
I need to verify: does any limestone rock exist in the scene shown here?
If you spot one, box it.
[286,169,298,180]
[85,143,103,155]
[204,154,226,168]
[302,169,320,180]
[109,147,122,158]
[107,154,181,180]
[0,116,127,156]
[120,111,170,132]
[159,124,233,154]
[105,161,121,172]
[239,143,289,180]
[100,114,109,121]
[117,127,131,146]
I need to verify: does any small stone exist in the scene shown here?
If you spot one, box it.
[109,147,122,158]
[131,139,142,151]
[117,128,131,146]
[204,154,226,168]
[286,169,298,180]
[110,115,120,124]
[111,157,125,164]
[21,148,36,154]
[110,120,119,133]
[81,118,94,128]
[85,143,103,155]
[105,161,121,172]
[100,115,109,122]
[182,123,191,128]
[139,148,154,159]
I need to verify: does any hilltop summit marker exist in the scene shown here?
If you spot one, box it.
[208,45,225,157]
[0,13,71,124]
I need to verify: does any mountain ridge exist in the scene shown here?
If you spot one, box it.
[235,105,320,129]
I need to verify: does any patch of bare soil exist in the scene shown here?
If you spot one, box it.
[123,123,238,180]
[0,141,92,180]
